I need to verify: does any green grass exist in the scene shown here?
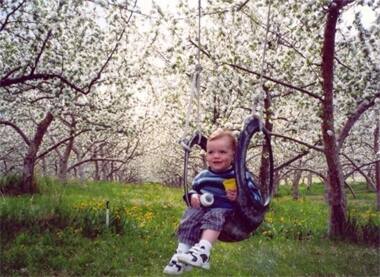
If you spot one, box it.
[1,177,379,276]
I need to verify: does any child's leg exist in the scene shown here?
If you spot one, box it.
[177,208,231,269]
[176,242,191,253]
[176,230,214,269]
[163,242,192,275]
[177,208,206,246]
[196,229,220,256]
[200,229,220,245]
[164,207,206,275]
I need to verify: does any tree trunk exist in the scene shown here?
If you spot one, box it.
[273,170,281,196]
[41,156,47,176]
[110,162,114,181]
[58,117,76,182]
[22,112,54,193]
[54,160,58,176]
[307,172,313,190]
[76,153,85,181]
[58,136,75,182]
[291,166,303,200]
[321,0,348,238]
[100,146,109,180]
[3,160,8,173]
[72,146,85,181]
[374,114,380,210]
[94,149,100,181]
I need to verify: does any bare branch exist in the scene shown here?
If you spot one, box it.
[275,150,310,172]
[189,38,323,101]
[0,147,16,161]
[227,63,324,101]
[236,0,250,11]
[271,132,324,152]
[335,56,354,72]
[30,30,52,75]
[0,72,85,92]
[338,92,380,149]
[2,66,23,80]
[189,38,212,59]
[0,0,27,32]
[67,158,127,172]
[36,129,90,160]
[341,153,376,190]
[286,166,325,180]
[0,119,31,146]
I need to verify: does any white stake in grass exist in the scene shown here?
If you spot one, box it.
[106,200,110,227]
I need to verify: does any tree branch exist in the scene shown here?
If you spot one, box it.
[2,66,23,80]
[226,63,324,101]
[67,158,127,172]
[0,72,85,92]
[83,26,127,94]
[0,119,31,146]
[188,38,323,101]
[271,132,324,152]
[0,0,27,32]
[36,129,90,160]
[286,166,325,180]
[30,30,52,75]
[275,150,310,172]
[236,0,250,11]
[338,92,380,149]
[341,153,376,190]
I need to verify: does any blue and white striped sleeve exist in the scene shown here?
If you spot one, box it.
[246,172,262,202]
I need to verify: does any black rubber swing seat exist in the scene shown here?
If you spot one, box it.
[182,116,274,242]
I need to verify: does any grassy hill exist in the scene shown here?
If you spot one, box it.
[1,178,379,276]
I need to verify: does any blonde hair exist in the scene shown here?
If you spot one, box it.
[208,128,237,150]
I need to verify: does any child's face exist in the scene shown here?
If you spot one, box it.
[206,136,235,172]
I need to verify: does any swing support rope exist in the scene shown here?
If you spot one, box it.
[181,0,203,206]
[252,1,271,118]
[181,0,202,150]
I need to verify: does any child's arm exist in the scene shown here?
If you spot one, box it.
[224,178,237,201]
[226,189,237,201]
[187,171,204,208]
[190,193,201,208]
[183,189,202,208]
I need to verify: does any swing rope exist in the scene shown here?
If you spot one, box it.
[181,0,203,206]
[252,1,271,117]
[195,0,202,135]
[181,0,202,149]
[249,1,274,203]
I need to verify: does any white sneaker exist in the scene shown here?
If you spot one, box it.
[163,253,193,275]
[177,244,210,270]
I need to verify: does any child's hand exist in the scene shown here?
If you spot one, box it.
[190,193,201,208]
[226,189,237,201]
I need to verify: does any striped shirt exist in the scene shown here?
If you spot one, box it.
[188,167,262,209]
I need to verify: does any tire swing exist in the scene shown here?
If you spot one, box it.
[181,116,274,242]
[220,116,274,242]
[180,0,274,242]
